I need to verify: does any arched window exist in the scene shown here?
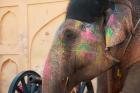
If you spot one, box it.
[0,11,18,45]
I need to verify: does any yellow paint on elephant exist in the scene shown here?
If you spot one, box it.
[95,43,104,64]
[75,20,81,29]
[106,35,111,47]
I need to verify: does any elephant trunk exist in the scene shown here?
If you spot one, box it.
[42,38,73,93]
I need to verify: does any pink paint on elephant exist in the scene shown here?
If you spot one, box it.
[81,28,97,42]
[107,14,116,26]
[85,52,96,61]
[44,59,51,79]
[80,51,96,61]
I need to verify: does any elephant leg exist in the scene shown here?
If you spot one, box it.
[121,61,140,93]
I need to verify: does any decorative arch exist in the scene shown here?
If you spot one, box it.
[0,11,18,45]
[0,58,18,93]
[1,58,18,74]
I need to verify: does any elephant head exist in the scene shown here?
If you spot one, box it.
[42,0,134,93]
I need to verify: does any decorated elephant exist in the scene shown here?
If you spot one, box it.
[42,0,140,93]
[97,0,140,93]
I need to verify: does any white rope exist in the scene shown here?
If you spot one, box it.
[121,18,140,57]
[133,18,140,32]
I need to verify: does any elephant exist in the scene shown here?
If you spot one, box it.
[42,0,140,93]
[97,0,140,93]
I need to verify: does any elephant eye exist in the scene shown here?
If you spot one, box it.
[64,29,77,41]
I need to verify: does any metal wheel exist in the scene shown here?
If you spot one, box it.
[78,81,94,93]
[8,70,42,93]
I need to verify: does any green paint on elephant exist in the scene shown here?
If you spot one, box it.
[76,43,91,51]
[74,43,91,59]
[91,28,96,34]
[105,27,113,37]
[57,39,67,45]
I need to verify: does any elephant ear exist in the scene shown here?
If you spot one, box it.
[105,2,133,48]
